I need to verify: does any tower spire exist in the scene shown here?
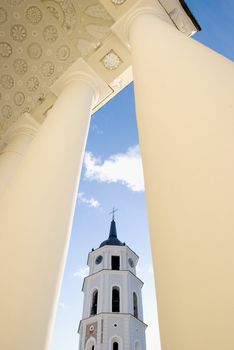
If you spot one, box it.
[109,217,117,238]
[99,208,124,247]
[109,207,118,238]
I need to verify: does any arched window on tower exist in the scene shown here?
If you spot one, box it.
[92,346,94,350]
[113,342,119,350]
[90,290,98,316]
[133,292,138,318]
[112,287,120,312]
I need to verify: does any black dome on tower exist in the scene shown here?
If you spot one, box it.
[99,218,124,248]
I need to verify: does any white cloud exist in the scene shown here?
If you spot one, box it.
[73,266,89,278]
[77,192,100,208]
[83,145,145,192]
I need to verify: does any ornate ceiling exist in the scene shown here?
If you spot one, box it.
[0,0,200,139]
[0,0,114,136]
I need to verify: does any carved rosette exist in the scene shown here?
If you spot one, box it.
[27,42,42,60]
[26,76,39,92]
[14,91,25,106]
[0,74,14,89]
[101,50,122,70]
[25,6,42,24]
[0,42,12,58]
[13,58,28,75]
[41,61,55,77]
[10,24,27,42]
[0,0,114,137]
[2,105,13,119]
[43,25,58,42]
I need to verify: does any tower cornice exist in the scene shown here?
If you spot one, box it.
[82,269,144,292]
[78,312,148,334]
[87,243,139,267]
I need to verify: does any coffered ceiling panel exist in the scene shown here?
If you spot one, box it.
[0,0,114,136]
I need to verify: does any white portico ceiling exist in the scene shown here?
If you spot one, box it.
[0,0,200,139]
[0,0,115,136]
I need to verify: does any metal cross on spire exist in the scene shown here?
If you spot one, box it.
[109,207,118,220]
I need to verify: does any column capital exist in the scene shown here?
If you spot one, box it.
[3,112,39,146]
[50,58,112,108]
[112,0,200,48]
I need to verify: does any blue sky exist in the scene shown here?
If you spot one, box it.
[50,2,233,350]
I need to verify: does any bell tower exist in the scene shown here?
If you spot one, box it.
[78,215,147,350]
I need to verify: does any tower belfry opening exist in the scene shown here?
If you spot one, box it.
[111,256,120,270]
[78,215,147,349]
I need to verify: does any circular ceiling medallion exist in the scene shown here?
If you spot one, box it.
[43,25,58,43]
[102,50,121,70]
[13,58,28,75]
[25,6,42,24]
[56,45,70,61]
[26,76,39,91]
[0,42,12,58]
[0,74,14,89]
[44,2,65,26]
[2,105,13,119]
[10,24,27,42]
[27,42,42,60]
[41,61,54,77]
[14,91,25,106]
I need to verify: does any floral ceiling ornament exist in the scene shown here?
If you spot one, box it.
[56,45,70,61]
[43,25,58,42]
[26,76,39,92]
[10,24,27,42]
[14,91,25,106]
[1,105,13,119]
[42,0,77,33]
[0,75,14,89]
[101,50,122,70]
[0,42,12,58]
[27,42,42,60]
[25,6,43,24]
[41,61,55,77]
[13,58,28,75]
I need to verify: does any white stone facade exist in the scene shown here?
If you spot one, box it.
[78,221,147,350]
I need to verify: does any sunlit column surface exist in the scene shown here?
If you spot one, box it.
[0,113,39,196]
[0,59,109,350]
[115,3,234,350]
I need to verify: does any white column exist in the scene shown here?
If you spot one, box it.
[0,59,110,350]
[0,113,39,196]
[114,2,234,350]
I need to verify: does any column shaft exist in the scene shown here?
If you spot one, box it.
[129,13,234,350]
[0,79,95,350]
[0,114,39,195]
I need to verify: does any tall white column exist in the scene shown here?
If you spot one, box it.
[0,59,110,350]
[114,2,234,350]
[0,113,39,196]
